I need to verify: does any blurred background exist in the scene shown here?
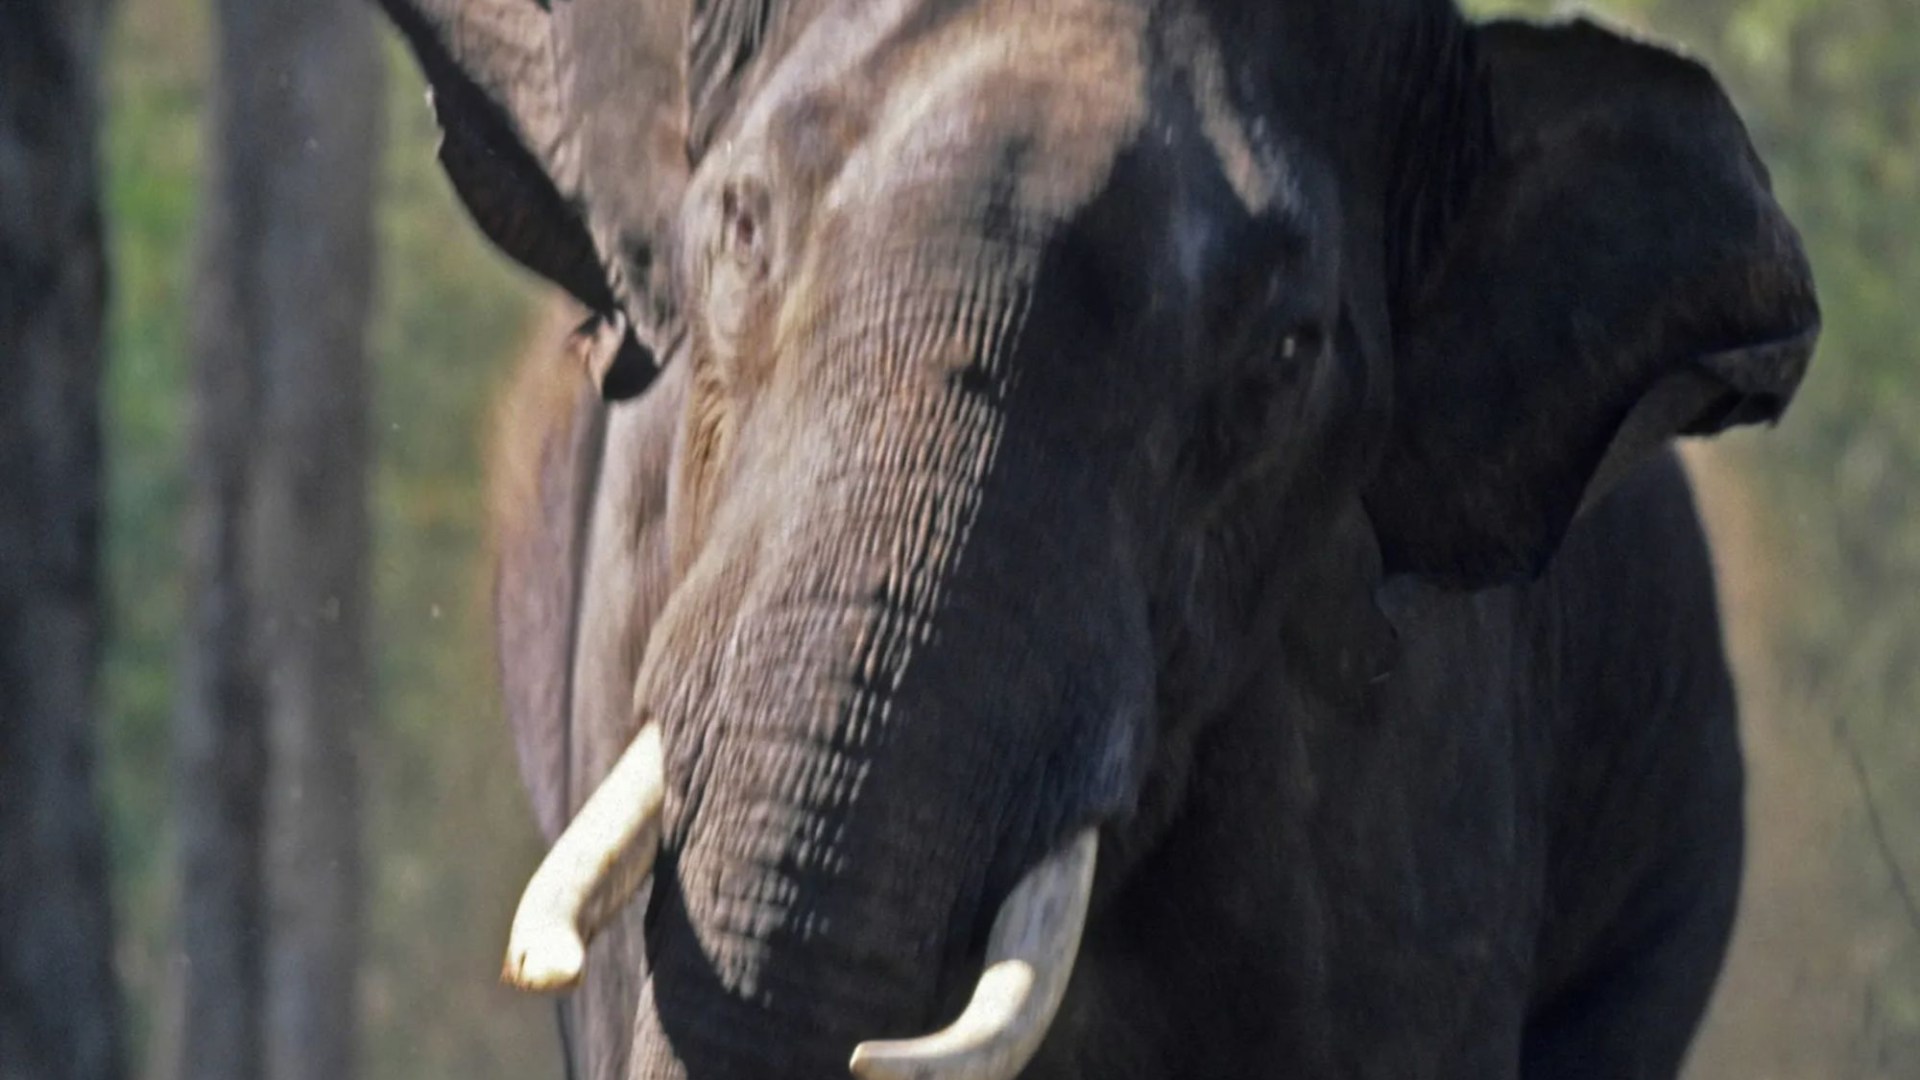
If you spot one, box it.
[0,0,1912,1077]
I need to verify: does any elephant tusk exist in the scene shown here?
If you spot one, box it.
[848,828,1098,1080]
[502,720,666,993]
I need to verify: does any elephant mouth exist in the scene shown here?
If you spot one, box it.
[500,716,1101,1080]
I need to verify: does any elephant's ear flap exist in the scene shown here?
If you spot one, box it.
[1365,18,1819,588]
[376,0,687,400]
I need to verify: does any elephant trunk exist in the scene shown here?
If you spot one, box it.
[620,829,1100,1080]
[627,578,1105,1078]
[608,215,1149,1078]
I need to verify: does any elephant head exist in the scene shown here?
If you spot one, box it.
[395,1,1817,1077]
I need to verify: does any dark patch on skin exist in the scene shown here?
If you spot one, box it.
[944,361,996,399]
[717,179,770,273]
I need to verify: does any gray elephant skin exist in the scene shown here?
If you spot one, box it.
[381,0,1820,1077]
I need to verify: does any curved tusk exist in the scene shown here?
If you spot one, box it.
[849,828,1098,1080]
[502,721,666,993]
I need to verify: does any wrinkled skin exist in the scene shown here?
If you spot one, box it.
[404,0,1822,1077]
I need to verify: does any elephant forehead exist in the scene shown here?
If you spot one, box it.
[821,0,1152,226]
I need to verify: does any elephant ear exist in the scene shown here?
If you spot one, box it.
[488,313,609,840]
[376,0,691,399]
[1365,17,1819,587]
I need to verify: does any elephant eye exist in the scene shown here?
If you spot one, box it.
[1278,323,1326,364]
[718,179,771,273]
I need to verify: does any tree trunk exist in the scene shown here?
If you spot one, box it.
[172,1,382,1078]
[171,3,271,1076]
[0,2,126,1080]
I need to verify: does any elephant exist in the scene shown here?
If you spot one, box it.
[385,0,1820,1077]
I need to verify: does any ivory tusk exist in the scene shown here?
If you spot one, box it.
[848,828,1098,1080]
[502,721,666,993]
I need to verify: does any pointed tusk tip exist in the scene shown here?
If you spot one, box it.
[844,829,1099,1080]
[847,1042,919,1080]
[500,924,585,993]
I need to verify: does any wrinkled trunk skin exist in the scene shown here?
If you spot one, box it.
[624,239,1149,1078]
[0,2,124,1077]
[632,595,1044,1077]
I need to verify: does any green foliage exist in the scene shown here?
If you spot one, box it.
[1644,0,1920,1066]
[99,0,206,1052]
